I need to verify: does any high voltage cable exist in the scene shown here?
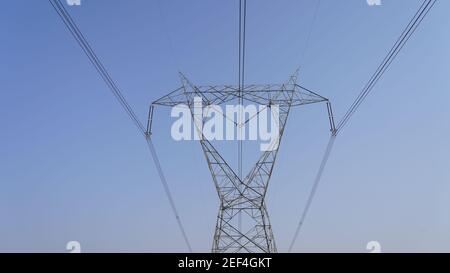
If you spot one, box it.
[156,0,182,72]
[299,0,322,65]
[48,0,192,252]
[336,0,437,134]
[48,0,145,135]
[288,135,336,253]
[146,137,193,252]
[289,0,437,252]
[237,0,247,236]
[237,0,247,181]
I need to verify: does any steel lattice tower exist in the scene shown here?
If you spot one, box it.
[147,70,335,253]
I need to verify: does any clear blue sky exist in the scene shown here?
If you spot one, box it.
[1,0,449,252]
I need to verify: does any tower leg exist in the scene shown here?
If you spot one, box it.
[212,200,276,253]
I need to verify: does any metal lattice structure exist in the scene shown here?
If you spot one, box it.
[147,70,335,253]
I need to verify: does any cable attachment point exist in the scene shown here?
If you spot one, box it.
[326,101,337,136]
[146,105,155,137]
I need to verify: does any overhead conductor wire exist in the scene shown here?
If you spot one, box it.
[49,0,192,252]
[288,0,437,252]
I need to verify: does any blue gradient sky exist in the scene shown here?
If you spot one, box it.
[1,0,449,252]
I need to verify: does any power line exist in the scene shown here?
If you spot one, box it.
[288,135,335,252]
[241,0,247,91]
[48,0,192,252]
[237,0,247,237]
[336,0,437,134]
[299,0,322,65]
[48,0,145,135]
[288,0,437,252]
[146,137,193,252]
[237,0,247,180]
[156,0,182,72]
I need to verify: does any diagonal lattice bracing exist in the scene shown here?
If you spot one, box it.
[149,70,333,253]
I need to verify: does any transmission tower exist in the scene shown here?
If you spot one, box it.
[147,70,335,253]
[49,0,436,253]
